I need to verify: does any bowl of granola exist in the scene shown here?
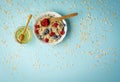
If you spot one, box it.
[33,12,67,45]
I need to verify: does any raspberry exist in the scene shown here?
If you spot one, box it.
[44,38,49,43]
[34,24,39,29]
[49,32,55,36]
[35,30,39,34]
[53,22,58,27]
[41,18,50,27]
[60,30,65,35]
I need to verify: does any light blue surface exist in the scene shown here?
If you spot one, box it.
[0,0,120,82]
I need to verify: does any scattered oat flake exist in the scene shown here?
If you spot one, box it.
[96,54,103,58]
[5,0,12,4]
[12,66,17,71]
[75,44,80,48]
[0,7,2,11]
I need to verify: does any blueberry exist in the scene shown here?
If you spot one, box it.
[57,35,61,39]
[37,35,42,40]
[45,29,49,33]
[42,32,47,35]
[52,35,58,39]
[63,23,65,26]
[43,29,49,35]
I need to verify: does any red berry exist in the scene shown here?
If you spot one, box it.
[44,38,49,43]
[34,24,39,29]
[53,23,58,27]
[49,32,55,36]
[60,30,65,35]
[35,30,39,34]
[41,18,50,27]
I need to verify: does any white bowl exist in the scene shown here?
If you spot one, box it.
[33,12,67,45]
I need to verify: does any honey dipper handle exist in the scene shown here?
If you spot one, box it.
[23,14,32,34]
[50,13,78,22]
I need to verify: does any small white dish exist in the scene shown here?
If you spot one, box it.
[33,12,67,45]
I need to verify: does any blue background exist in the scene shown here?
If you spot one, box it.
[0,0,120,82]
